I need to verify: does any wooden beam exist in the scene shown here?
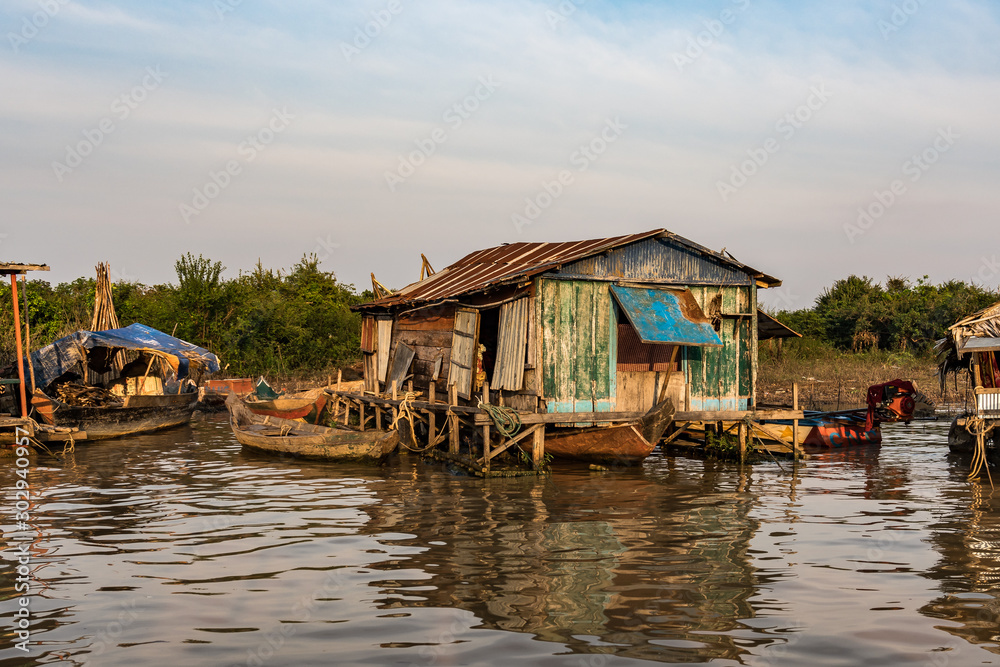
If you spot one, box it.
[662,422,694,446]
[478,423,543,464]
[0,264,50,275]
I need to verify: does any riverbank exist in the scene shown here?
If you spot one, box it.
[757,342,968,412]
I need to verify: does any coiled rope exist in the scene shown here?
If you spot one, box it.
[392,392,437,453]
[477,402,521,439]
[966,417,994,488]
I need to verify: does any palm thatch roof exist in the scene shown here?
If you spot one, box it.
[936,299,1000,385]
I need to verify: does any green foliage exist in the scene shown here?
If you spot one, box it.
[769,275,997,355]
[0,255,365,378]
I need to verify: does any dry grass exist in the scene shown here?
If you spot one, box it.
[758,339,967,411]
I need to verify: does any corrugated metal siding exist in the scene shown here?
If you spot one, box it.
[558,237,753,285]
[376,319,393,383]
[360,316,376,353]
[617,324,677,372]
[449,309,479,399]
[494,298,529,391]
[539,279,615,413]
[684,285,753,411]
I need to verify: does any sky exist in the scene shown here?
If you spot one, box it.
[2,0,999,311]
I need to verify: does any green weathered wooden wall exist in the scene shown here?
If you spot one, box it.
[538,279,615,412]
[685,285,754,411]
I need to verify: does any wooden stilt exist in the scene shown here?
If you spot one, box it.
[482,381,491,470]
[337,369,342,391]
[428,381,436,448]
[792,382,800,461]
[738,421,747,463]
[375,405,382,430]
[359,401,366,432]
[392,380,398,401]
[449,383,459,454]
[532,424,545,468]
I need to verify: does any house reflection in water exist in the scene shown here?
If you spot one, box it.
[364,463,776,663]
[920,458,1000,654]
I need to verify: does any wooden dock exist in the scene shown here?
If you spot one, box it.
[325,377,806,474]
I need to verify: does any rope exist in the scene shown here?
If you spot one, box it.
[477,401,521,439]
[966,417,994,488]
[742,415,787,474]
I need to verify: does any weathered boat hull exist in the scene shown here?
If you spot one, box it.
[234,427,398,463]
[245,392,327,422]
[755,418,881,448]
[227,394,397,464]
[543,424,655,465]
[31,392,198,440]
[532,399,675,466]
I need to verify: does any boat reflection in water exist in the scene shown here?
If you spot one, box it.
[920,453,1000,655]
[362,458,775,663]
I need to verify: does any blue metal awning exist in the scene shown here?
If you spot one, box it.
[610,285,722,347]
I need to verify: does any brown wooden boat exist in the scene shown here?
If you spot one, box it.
[31,390,197,441]
[226,393,398,464]
[244,389,328,422]
[538,399,676,466]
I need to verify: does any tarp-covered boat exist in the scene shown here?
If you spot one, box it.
[27,323,220,440]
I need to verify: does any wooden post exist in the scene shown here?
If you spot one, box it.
[792,382,800,461]
[359,400,366,432]
[449,383,459,454]
[428,381,437,448]
[337,369,342,391]
[10,275,28,418]
[406,380,413,393]
[482,381,491,469]
[532,424,545,468]
[738,421,747,463]
[375,405,382,430]
[392,380,398,401]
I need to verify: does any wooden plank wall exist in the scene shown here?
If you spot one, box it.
[389,309,455,392]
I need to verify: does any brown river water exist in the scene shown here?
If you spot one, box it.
[2,415,1000,666]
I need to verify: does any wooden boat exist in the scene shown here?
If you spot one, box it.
[244,389,328,422]
[536,399,676,466]
[31,390,198,440]
[226,393,399,464]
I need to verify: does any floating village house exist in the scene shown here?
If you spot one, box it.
[354,229,791,419]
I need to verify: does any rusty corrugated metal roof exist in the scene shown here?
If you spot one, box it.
[358,229,779,310]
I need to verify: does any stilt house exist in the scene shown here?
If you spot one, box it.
[355,229,786,416]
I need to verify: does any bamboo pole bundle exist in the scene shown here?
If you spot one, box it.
[90,262,120,332]
[90,262,124,379]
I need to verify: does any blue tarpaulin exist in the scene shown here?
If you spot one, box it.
[610,285,722,347]
[29,323,220,390]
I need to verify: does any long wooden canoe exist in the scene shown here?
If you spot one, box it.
[31,390,197,440]
[226,393,398,464]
